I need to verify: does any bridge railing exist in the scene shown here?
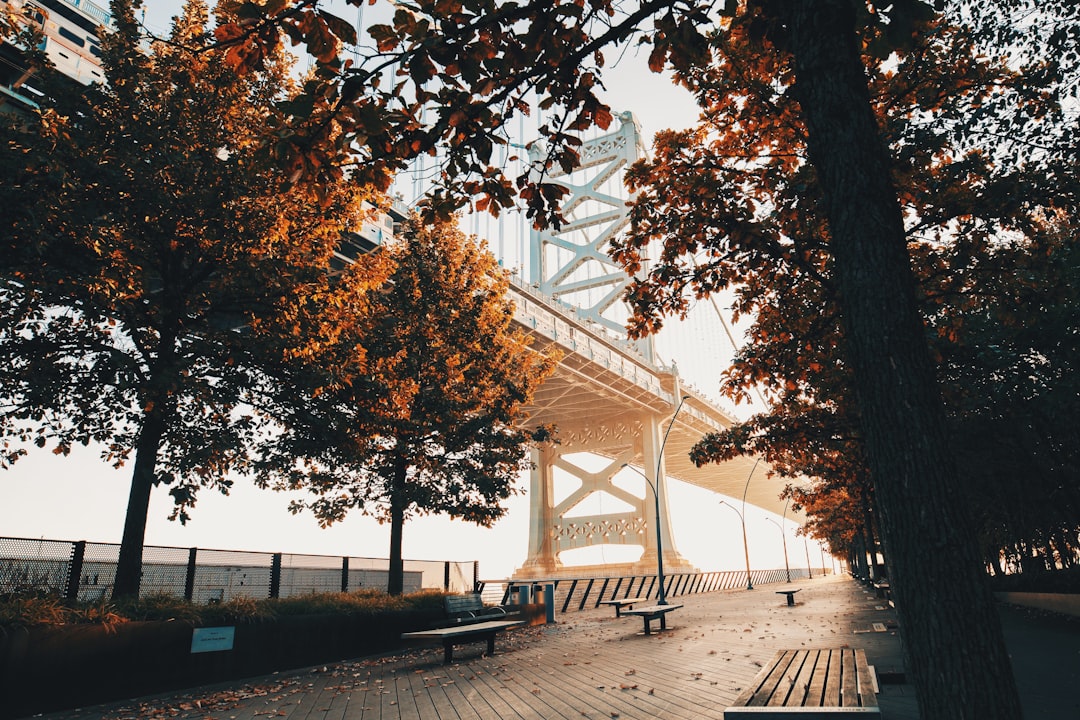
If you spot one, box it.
[509,280,665,397]
[486,567,832,613]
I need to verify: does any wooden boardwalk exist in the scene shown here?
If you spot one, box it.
[47,575,930,720]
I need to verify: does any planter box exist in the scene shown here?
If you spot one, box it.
[0,603,548,719]
[0,609,438,719]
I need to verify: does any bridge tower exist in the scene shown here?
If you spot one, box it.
[516,112,697,578]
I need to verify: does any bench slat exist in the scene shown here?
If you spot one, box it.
[804,649,829,706]
[822,649,842,707]
[786,649,822,707]
[840,649,860,707]
[621,603,683,635]
[855,649,879,709]
[766,650,808,707]
[445,594,485,615]
[750,650,797,707]
[402,619,523,664]
[727,649,879,717]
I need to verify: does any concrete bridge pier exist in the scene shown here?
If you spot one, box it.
[515,407,697,579]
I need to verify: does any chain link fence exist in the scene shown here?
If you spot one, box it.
[0,536,477,602]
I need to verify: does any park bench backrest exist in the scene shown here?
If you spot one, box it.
[442,592,511,625]
[445,593,486,618]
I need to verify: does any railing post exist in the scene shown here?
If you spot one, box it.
[561,579,578,614]
[65,541,86,601]
[444,561,451,591]
[184,547,197,601]
[578,578,595,611]
[341,557,349,593]
[269,553,282,599]
[594,578,610,608]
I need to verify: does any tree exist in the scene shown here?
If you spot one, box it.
[933,223,1080,574]
[0,0,385,598]
[618,5,1078,585]
[111,0,1076,713]
[257,217,557,595]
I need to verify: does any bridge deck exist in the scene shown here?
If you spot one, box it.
[42,575,1080,720]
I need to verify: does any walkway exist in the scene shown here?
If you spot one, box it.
[39,575,1080,719]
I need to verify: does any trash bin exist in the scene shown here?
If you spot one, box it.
[543,583,555,623]
[515,583,532,604]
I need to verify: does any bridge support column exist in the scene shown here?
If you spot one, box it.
[519,443,561,574]
[633,410,687,574]
[514,411,697,579]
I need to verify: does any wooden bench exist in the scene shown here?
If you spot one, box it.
[598,596,648,617]
[621,603,683,635]
[443,592,511,625]
[776,588,802,606]
[725,648,879,717]
[401,618,524,663]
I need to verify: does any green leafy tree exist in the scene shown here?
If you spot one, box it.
[0,0,384,599]
[112,0,1079,713]
[258,217,558,595]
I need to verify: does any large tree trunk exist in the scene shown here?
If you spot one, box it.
[782,2,1024,717]
[112,400,168,600]
[387,456,407,596]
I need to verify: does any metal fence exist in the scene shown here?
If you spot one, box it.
[486,566,831,614]
[0,536,477,602]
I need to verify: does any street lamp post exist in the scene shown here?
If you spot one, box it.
[719,499,754,590]
[719,457,761,590]
[621,394,690,606]
[765,518,791,583]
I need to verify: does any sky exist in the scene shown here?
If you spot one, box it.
[0,1,830,582]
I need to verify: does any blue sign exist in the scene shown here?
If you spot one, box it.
[190,626,235,653]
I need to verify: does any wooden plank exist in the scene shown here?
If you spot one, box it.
[766,650,808,707]
[445,663,529,720]
[785,649,822,707]
[805,649,829,706]
[855,649,879,709]
[731,651,788,707]
[445,593,484,616]
[822,648,842,707]
[429,664,496,720]
[402,620,522,640]
[840,648,859,707]
[750,650,798,707]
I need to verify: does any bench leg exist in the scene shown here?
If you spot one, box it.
[443,640,454,664]
[660,613,668,630]
[786,594,795,606]
[486,632,497,656]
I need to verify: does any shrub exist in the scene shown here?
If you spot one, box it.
[0,588,450,629]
